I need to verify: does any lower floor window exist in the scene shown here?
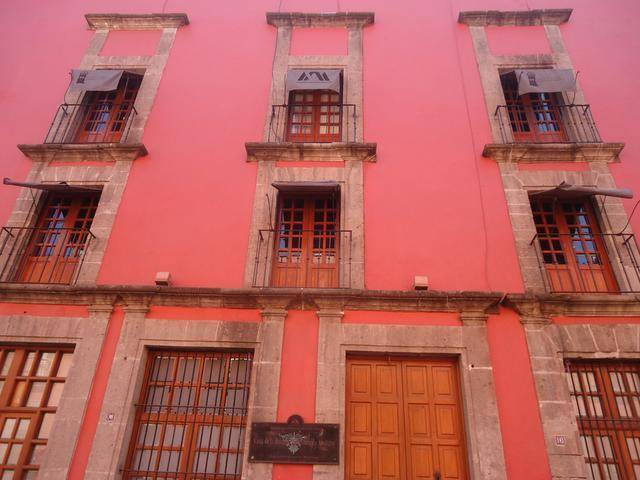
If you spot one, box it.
[566,360,640,479]
[123,350,253,479]
[0,346,74,479]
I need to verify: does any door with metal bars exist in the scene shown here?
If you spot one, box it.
[123,350,253,479]
[566,360,640,479]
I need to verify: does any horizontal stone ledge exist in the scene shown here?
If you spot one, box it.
[266,12,374,28]
[0,284,503,315]
[506,292,640,318]
[17,143,148,163]
[85,13,189,30]
[245,142,377,162]
[482,142,624,163]
[458,9,572,26]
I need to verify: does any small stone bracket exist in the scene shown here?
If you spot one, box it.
[245,142,377,163]
[85,13,190,30]
[17,143,148,163]
[482,143,624,163]
[458,9,572,26]
[266,12,374,28]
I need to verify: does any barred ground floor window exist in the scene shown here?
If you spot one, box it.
[123,350,253,479]
[0,346,74,479]
[566,359,640,479]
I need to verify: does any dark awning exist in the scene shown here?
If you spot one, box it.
[69,69,124,92]
[515,68,576,96]
[3,178,102,193]
[272,181,340,193]
[285,69,341,93]
[530,182,633,199]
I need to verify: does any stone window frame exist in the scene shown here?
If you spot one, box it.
[85,308,285,480]
[7,14,188,286]
[313,311,508,480]
[500,164,640,294]
[522,317,640,479]
[0,306,111,478]
[263,12,374,144]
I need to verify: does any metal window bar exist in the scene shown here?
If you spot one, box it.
[495,104,602,144]
[267,104,357,143]
[44,102,138,144]
[122,350,253,479]
[252,228,353,288]
[531,232,640,293]
[0,226,95,285]
[566,360,640,479]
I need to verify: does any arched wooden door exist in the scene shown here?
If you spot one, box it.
[346,356,469,480]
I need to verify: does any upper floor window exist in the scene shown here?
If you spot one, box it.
[287,90,342,143]
[45,70,142,145]
[531,196,619,293]
[0,189,99,285]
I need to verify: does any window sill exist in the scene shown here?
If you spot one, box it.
[482,142,624,163]
[17,143,148,163]
[245,142,377,163]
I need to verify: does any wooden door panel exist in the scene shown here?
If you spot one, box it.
[347,357,468,480]
[378,444,402,480]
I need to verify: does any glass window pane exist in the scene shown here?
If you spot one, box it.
[1,419,16,439]
[35,353,55,377]
[56,353,73,378]
[15,419,29,440]
[1,352,14,376]
[26,382,46,407]
[47,383,64,407]
[7,443,22,464]
[29,444,46,465]
[22,353,36,376]
[38,413,54,439]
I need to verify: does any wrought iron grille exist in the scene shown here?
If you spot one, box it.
[44,102,138,144]
[266,104,357,143]
[566,360,640,479]
[495,104,601,144]
[0,226,95,285]
[251,228,353,288]
[123,350,253,479]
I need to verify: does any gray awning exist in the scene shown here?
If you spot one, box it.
[286,69,341,93]
[272,181,340,193]
[69,69,124,92]
[530,182,633,199]
[3,178,102,193]
[515,69,576,96]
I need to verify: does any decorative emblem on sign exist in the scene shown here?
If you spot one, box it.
[279,431,307,454]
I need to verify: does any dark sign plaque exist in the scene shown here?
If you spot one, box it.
[249,418,339,465]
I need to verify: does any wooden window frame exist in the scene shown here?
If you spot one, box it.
[500,72,567,143]
[566,360,640,479]
[0,346,74,479]
[286,89,343,143]
[271,191,341,288]
[531,196,619,293]
[122,349,253,479]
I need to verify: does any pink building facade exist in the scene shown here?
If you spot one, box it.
[0,0,639,478]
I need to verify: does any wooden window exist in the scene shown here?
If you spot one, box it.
[531,197,618,293]
[75,72,142,143]
[501,72,567,142]
[123,350,253,479]
[0,346,74,479]
[566,360,640,479]
[287,90,342,143]
[271,193,339,288]
[346,356,469,480]
[15,192,99,284]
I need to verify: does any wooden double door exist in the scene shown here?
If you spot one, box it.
[346,356,468,480]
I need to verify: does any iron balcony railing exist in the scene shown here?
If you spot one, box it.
[266,103,357,143]
[495,104,601,144]
[0,226,95,284]
[44,102,138,144]
[531,232,640,293]
[252,228,352,288]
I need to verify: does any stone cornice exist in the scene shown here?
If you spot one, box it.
[482,143,624,163]
[245,142,377,163]
[506,293,640,318]
[458,9,572,26]
[266,12,374,28]
[0,284,502,316]
[18,143,148,163]
[85,13,189,30]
